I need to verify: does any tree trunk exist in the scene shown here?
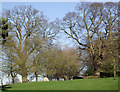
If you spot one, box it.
[35,72,38,82]
[57,75,59,81]
[113,59,116,77]
[93,56,102,76]
[12,77,15,84]
[68,76,72,80]
[64,75,67,81]
[20,63,28,83]
[114,69,116,77]
[22,74,27,83]
[21,69,27,83]
[94,69,100,76]
[94,66,100,76]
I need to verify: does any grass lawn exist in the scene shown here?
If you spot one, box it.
[3,77,119,91]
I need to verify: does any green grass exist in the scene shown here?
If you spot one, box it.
[4,77,119,90]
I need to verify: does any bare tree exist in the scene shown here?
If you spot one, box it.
[3,5,57,82]
[54,2,118,76]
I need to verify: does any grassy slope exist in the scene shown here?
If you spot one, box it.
[7,78,118,90]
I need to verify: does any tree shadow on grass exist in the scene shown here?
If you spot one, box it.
[0,85,11,91]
